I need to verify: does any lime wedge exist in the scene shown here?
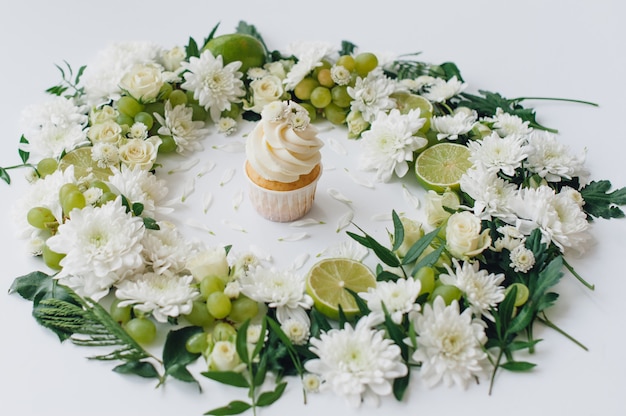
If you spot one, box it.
[58,147,112,180]
[415,143,472,192]
[305,258,376,320]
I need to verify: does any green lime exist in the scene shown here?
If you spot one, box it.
[414,143,472,192]
[305,258,376,320]
[58,147,112,181]
[203,33,266,73]
[391,92,433,133]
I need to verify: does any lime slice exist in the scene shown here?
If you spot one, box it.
[203,33,266,73]
[414,143,472,192]
[391,92,433,133]
[305,258,376,320]
[58,147,112,180]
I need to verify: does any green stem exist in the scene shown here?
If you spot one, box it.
[538,312,588,351]
[563,259,595,290]
[514,96,599,107]
[2,163,32,170]
[488,348,504,395]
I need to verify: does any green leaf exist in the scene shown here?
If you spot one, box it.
[0,167,10,184]
[204,400,252,416]
[163,326,203,386]
[391,210,405,252]
[256,381,287,407]
[19,135,30,164]
[202,371,250,388]
[581,180,626,219]
[346,231,372,248]
[310,309,331,337]
[253,352,268,387]
[393,371,410,401]
[9,271,56,302]
[376,269,401,282]
[113,360,160,379]
[501,361,536,372]
[185,37,200,59]
[440,62,463,82]
[235,319,250,364]
[249,318,268,363]
[345,288,370,316]
[403,227,440,265]
[410,244,444,275]
[340,40,357,56]
[143,217,160,230]
[131,202,144,216]
[508,339,542,352]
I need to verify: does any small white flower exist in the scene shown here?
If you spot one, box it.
[118,136,161,170]
[492,225,526,252]
[281,318,310,345]
[247,67,268,80]
[359,108,427,182]
[160,46,186,72]
[207,340,245,372]
[180,50,246,122]
[509,245,535,273]
[247,74,284,113]
[91,142,120,168]
[467,131,528,177]
[424,189,460,227]
[302,373,321,393]
[330,64,351,86]
[107,165,172,217]
[348,68,398,123]
[421,76,466,103]
[359,278,422,325]
[89,105,118,125]
[127,122,149,140]
[119,63,164,102]
[484,108,532,138]
[431,111,477,141]
[87,120,123,144]
[83,187,103,205]
[154,101,210,154]
[409,297,489,389]
[305,319,408,407]
[217,117,238,135]
[115,270,198,323]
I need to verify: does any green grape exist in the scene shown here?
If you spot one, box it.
[331,85,352,108]
[158,135,177,153]
[27,207,56,229]
[317,68,334,88]
[124,317,157,344]
[299,102,317,122]
[134,112,154,130]
[414,266,435,297]
[228,296,259,323]
[185,332,209,354]
[206,291,232,319]
[355,52,379,77]
[98,191,117,205]
[323,103,348,125]
[431,284,462,305]
[117,96,144,117]
[310,86,332,109]
[89,180,110,193]
[158,82,173,100]
[110,299,132,325]
[312,59,331,78]
[200,275,226,299]
[221,103,241,119]
[185,89,198,104]
[143,101,165,120]
[37,158,58,177]
[294,77,319,101]
[42,243,65,270]
[185,300,215,327]
[168,89,188,107]
[116,113,134,128]
[61,190,86,215]
[212,321,237,342]
[336,55,356,72]
[192,104,208,121]
[59,183,80,202]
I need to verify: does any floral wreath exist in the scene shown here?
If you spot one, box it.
[3,20,626,415]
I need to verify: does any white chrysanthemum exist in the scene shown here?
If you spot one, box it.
[81,41,162,105]
[283,41,336,90]
[509,245,535,273]
[141,222,192,275]
[410,297,489,388]
[19,96,88,159]
[238,265,313,325]
[91,142,120,168]
[510,185,591,254]
[281,319,310,345]
[460,166,518,221]
[107,165,172,217]
[128,122,149,140]
[46,198,145,300]
[525,129,589,183]
[467,131,528,177]
[83,187,103,205]
[348,68,398,123]
[359,278,422,325]
[360,108,427,182]
[180,50,245,122]
[439,259,505,321]
[115,270,197,323]
[484,108,532,138]
[431,111,477,141]
[330,64,351,86]
[421,76,466,103]
[305,319,408,407]
[154,101,210,154]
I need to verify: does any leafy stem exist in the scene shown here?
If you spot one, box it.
[513,96,599,107]
[563,259,595,290]
[537,312,588,351]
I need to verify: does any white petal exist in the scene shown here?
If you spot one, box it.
[289,218,325,227]
[336,210,354,232]
[219,168,236,186]
[185,219,214,234]
[402,184,420,209]
[196,161,216,177]
[222,220,246,232]
[181,177,195,202]
[213,141,246,153]
[203,192,213,213]
[291,253,310,270]
[232,189,243,210]
[327,188,352,204]
[345,168,375,189]
[167,158,200,174]
[278,232,309,242]
[371,212,391,221]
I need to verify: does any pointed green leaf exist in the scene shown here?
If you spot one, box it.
[410,244,444,275]
[142,217,160,230]
[202,371,249,388]
[19,135,30,164]
[113,360,160,379]
[204,400,251,416]
[393,371,410,401]
[501,361,536,372]
[163,326,203,385]
[391,210,405,252]
[403,227,441,265]
[346,231,372,249]
[0,167,10,184]
[256,381,287,407]
[235,319,250,364]
[131,202,144,216]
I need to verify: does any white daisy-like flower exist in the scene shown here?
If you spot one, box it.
[431,111,477,141]
[91,142,120,168]
[302,373,321,393]
[154,101,210,154]
[83,187,103,205]
[217,117,238,135]
[492,225,526,252]
[305,318,408,407]
[467,131,528,177]
[484,108,532,138]
[180,50,246,122]
[525,129,589,183]
[141,222,192,275]
[107,165,172,217]
[358,278,422,325]
[281,318,310,345]
[460,165,518,221]
[46,198,145,300]
[238,265,313,325]
[509,245,535,273]
[115,270,197,323]
[421,76,466,103]
[439,259,506,321]
[128,122,149,140]
[283,41,336,90]
[359,108,427,182]
[409,297,489,389]
[348,68,398,123]
[330,64,352,86]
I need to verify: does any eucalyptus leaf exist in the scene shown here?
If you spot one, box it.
[391,210,405,252]
[403,227,441,266]
[235,319,250,365]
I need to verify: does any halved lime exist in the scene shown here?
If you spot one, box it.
[391,92,433,133]
[58,147,112,180]
[414,143,472,192]
[305,258,376,320]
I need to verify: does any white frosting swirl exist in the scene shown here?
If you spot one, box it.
[246,116,323,183]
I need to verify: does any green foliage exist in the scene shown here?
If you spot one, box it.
[340,40,357,56]
[45,61,86,99]
[163,326,204,388]
[581,180,626,219]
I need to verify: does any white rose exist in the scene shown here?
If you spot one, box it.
[264,61,289,78]
[248,75,284,113]
[425,190,460,226]
[161,46,186,72]
[186,247,230,282]
[445,211,491,259]
[395,216,424,258]
[90,105,118,125]
[118,137,161,170]
[119,63,164,102]
[87,120,123,144]
[346,110,369,139]
[207,341,244,372]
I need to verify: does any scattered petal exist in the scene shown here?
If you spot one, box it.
[185,219,214,234]
[222,220,247,232]
[181,177,196,202]
[278,232,309,242]
[336,210,354,232]
[345,168,375,189]
[402,184,420,209]
[203,192,213,213]
[291,253,310,270]
[197,161,216,177]
[232,189,244,211]
[168,158,200,174]
[371,212,392,221]
[327,188,352,204]
[248,244,273,262]
[213,141,246,153]
[289,218,325,227]
[220,168,236,186]
[327,137,348,155]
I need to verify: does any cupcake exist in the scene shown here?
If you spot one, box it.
[244,101,324,222]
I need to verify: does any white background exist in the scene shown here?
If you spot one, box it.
[1,1,625,415]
